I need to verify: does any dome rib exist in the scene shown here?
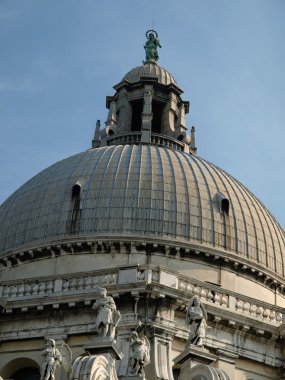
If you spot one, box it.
[243,181,280,275]
[121,146,135,234]
[105,145,125,232]
[90,147,114,233]
[228,174,263,266]
[172,149,191,240]
[81,148,108,233]
[190,157,216,247]
[185,156,203,243]
[153,145,165,237]
[262,205,285,277]
[159,147,176,237]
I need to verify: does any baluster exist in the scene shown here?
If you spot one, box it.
[3,286,10,297]
[207,290,214,302]
[85,276,92,289]
[32,283,39,295]
[221,294,229,307]
[243,301,250,313]
[193,286,201,297]
[276,312,282,323]
[25,283,32,296]
[263,308,270,320]
[214,292,221,305]
[249,303,257,315]
[179,280,186,292]
[256,306,264,319]
[18,284,25,297]
[236,299,244,311]
[39,282,46,295]
[70,278,77,290]
[186,282,194,293]
[269,309,275,322]
[200,288,207,300]
[77,278,85,290]
[63,280,70,292]
[46,281,53,294]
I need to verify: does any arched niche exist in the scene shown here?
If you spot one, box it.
[0,357,40,379]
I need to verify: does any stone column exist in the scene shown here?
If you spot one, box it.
[175,104,186,142]
[161,92,178,136]
[141,88,153,143]
[117,89,132,133]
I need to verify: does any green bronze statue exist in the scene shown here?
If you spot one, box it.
[144,30,161,62]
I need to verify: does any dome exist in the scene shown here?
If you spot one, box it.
[121,62,178,86]
[0,144,284,278]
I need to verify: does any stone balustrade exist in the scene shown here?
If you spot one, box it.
[0,265,282,326]
[2,280,55,298]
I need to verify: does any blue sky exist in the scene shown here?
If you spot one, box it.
[0,0,285,228]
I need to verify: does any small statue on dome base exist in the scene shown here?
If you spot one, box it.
[40,339,62,380]
[128,331,151,377]
[92,287,121,339]
[186,296,208,349]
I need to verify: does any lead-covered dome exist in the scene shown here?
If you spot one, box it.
[0,144,284,277]
[121,62,177,86]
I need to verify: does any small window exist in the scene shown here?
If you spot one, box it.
[70,183,81,234]
[216,192,230,215]
[221,198,229,215]
[72,184,81,200]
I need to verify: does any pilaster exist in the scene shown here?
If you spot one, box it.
[215,348,238,380]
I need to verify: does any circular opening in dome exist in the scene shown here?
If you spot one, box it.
[177,134,184,142]
[108,128,115,136]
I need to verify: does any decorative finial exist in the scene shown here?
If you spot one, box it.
[144,30,161,62]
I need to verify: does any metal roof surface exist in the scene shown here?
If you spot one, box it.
[0,144,284,276]
[121,62,177,86]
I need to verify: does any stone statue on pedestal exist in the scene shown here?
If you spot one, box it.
[186,296,208,348]
[128,331,150,377]
[92,287,121,339]
[40,339,63,380]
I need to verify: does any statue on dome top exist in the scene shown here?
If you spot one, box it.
[144,30,161,62]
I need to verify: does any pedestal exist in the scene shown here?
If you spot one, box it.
[174,346,217,368]
[70,338,123,380]
[84,337,123,360]
[174,346,229,380]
